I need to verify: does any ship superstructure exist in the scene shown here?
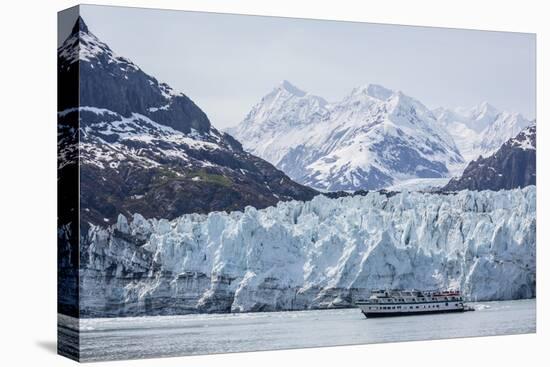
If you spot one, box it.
[356,290,471,318]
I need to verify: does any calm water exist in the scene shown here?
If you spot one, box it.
[59,299,535,362]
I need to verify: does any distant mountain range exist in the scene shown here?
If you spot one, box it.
[58,17,317,226]
[228,81,464,191]
[443,125,536,191]
[433,102,533,162]
[228,82,534,191]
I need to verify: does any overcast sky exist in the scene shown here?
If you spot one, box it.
[60,5,536,129]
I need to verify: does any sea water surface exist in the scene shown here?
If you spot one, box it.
[59,299,535,362]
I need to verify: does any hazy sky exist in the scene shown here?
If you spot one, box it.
[60,5,536,129]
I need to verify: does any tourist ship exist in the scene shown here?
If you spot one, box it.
[356,289,473,318]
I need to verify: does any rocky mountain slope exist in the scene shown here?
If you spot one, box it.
[443,125,536,191]
[229,82,464,191]
[58,18,317,226]
[433,102,533,162]
[79,187,536,317]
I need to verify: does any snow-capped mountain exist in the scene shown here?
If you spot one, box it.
[58,17,317,226]
[78,187,536,316]
[226,80,329,166]
[443,124,536,191]
[229,82,464,191]
[433,102,533,162]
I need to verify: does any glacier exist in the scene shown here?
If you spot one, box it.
[79,187,536,317]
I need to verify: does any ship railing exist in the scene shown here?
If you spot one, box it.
[367,289,462,300]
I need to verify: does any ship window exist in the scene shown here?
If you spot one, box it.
[416,306,419,309]
[410,306,413,309]
[445,302,448,306]
[455,303,458,306]
[392,306,395,309]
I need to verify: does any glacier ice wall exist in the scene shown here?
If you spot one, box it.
[79,187,536,317]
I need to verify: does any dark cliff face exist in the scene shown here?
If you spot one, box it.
[443,125,536,191]
[59,16,211,134]
[57,17,318,227]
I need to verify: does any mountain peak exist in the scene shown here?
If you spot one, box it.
[277,80,306,97]
[472,101,498,118]
[349,83,394,101]
[443,124,536,191]
[366,84,394,100]
[71,16,89,35]
[478,100,495,109]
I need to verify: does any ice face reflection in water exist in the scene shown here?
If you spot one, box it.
[62,299,535,362]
